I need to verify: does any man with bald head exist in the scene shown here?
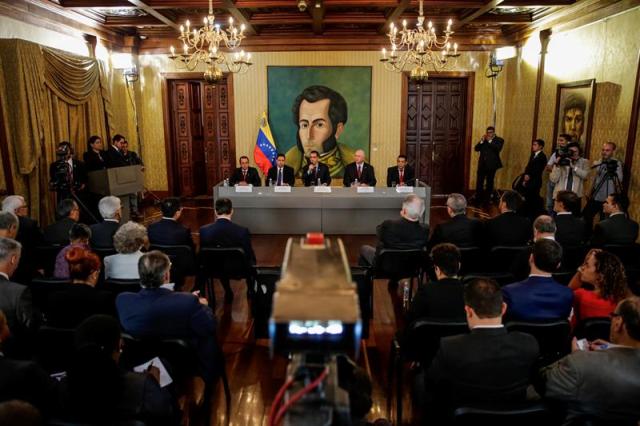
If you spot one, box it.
[343,149,377,187]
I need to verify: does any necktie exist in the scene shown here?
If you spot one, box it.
[566,167,573,191]
[357,165,362,179]
[399,169,404,184]
[243,170,247,182]
[277,168,282,186]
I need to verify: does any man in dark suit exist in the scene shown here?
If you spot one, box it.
[199,198,256,303]
[148,198,194,249]
[1,196,43,284]
[386,155,415,187]
[483,190,531,247]
[426,278,539,420]
[266,153,295,186]
[358,195,428,267]
[43,199,80,245]
[116,251,219,381]
[90,196,121,248]
[430,193,482,248]
[473,126,504,203]
[343,149,376,187]
[0,212,17,240]
[510,215,558,281]
[229,156,261,186]
[539,296,640,424]
[591,193,639,247]
[48,141,88,205]
[104,134,128,168]
[302,150,331,186]
[407,243,465,324]
[553,190,587,247]
[502,239,573,322]
[518,139,548,219]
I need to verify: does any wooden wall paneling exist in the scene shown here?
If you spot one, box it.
[532,30,551,143]
[624,50,640,194]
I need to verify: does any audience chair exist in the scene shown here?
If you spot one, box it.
[552,270,574,286]
[351,266,371,339]
[92,246,117,260]
[559,245,588,272]
[35,244,63,277]
[463,273,515,288]
[149,244,196,291]
[488,246,530,273]
[102,278,142,295]
[34,325,75,373]
[367,248,425,302]
[253,267,281,339]
[602,244,640,268]
[457,246,484,275]
[29,277,72,320]
[388,319,469,425]
[453,401,553,426]
[197,247,255,304]
[505,320,571,367]
[575,317,611,341]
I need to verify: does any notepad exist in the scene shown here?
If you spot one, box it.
[134,357,173,387]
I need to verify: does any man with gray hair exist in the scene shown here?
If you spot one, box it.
[429,193,482,248]
[358,194,429,267]
[510,215,557,281]
[0,212,18,239]
[116,250,218,381]
[2,195,42,283]
[90,196,121,248]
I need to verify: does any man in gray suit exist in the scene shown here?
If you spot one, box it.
[540,296,640,423]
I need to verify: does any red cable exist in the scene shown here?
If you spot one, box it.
[268,376,294,426]
[273,367,330,426]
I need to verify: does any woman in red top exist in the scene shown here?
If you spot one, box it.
[569,249,629,326]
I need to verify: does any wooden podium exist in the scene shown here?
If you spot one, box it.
[87,165,143,222]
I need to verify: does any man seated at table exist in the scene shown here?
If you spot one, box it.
[266,153,295,186]
[302,150,331,186]
[229,156,261,187]
[386,154,415,187]
[343,149,376,187]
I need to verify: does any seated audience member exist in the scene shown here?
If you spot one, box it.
[358,194,428,267]
[266,153,295,186]
[53,223,91,279]
[407,243,465,324]
[2,195,43,283]
[302,150,331,186]
[90,196,121,248]
[48,247,114,328]
[502,239,573,322]
[147,197,194,249]
[0,238,37,337]
[426,278,539,420]
[429,193,482,248]
[483,190,531,247]
[104,221,148,280]
[568,249,630,325]
[117,251,218,381]
[229,155,261,186]
[0,400,43,426]
[0,311,53,414]
[57,315,176,425]
[43,199,80,246]
[510,215,557,281]
[591,193,639,247]
[553,190,587,247]
[343,149,377,187]
[0,211,18,239]
[540,296,640,423]
[386,154,415,187]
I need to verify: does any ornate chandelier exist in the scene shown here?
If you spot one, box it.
[168,0,252,84]
[380,0,459,84]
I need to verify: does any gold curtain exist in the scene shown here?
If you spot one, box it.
[0,39,115,225]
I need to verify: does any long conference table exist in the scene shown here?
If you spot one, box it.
[213,185,431,235]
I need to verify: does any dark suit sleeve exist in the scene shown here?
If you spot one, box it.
[286,166,295,186]
[323,166,331,185]
[539,353,580,400]
[18,287,39,330]
[266,168,275,186]
[242,228,257,265]
[189,299,216,337]
[75,160,88,185]
[386,167,394,187]
[590,223,605,247]
[369,165,377,186]
[228,169,239,186]
[251,169,262,187]
[343,166,351,187]
[491,137,504,152]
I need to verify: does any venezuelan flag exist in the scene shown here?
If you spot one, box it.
[253,112,277,175]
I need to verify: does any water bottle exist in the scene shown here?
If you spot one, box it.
[269,178,273,188]
[317,177,321,187]
[402,280,411,309]
[223,178,229,187]
[353,178,359,187]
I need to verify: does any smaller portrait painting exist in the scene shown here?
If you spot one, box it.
[553,79,596,154]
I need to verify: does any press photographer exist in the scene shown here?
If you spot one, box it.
[545,133,572,213]
[582,141,624,227]
[49,141,92,222]
[549,141,590,203]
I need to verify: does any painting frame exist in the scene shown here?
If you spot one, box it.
[552,79,596,156]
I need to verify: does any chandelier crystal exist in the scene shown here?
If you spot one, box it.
[380,0,459,84]
[168,0,252,83]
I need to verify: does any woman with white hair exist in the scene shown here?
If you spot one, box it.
[103,221,148,279]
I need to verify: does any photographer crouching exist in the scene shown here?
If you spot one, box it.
[549,141,590,206]
[49,141,94,224]
[582,141,623,228]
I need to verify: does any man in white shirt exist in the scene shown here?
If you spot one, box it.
[545,133,571,213]
[549,142,590,201]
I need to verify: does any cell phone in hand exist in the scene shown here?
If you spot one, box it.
[576,338,588,351]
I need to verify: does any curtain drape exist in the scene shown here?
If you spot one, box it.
[0,39,115,224]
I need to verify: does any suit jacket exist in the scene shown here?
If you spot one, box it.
[148,218,194,250]
[46,283,115,328]
[199,218,256,265]
[116,288,217,380]
[0,275,37,335]
[124,150,143,166]
[0,356,54,412]
[43,217,77,246]
[591,213,640,247]
[375,218,429,258]
[49,158,88,190]
[104,145,128,168]
[407,277,465,324]
[386,165,415,187]
[502,276,574,322]
[83,150,107,172]
[474,136,504,171]
[14,216,43,283]
[427,327,539,412]
[302,162,331,186]
[483,211,531,247]
[266,165,295,186]
[343,162,377,187]
[549,158,591,198]
[89,220,120,248]
[229,167,261,186]
[542,347,640,422]
[430,214,483,248]
[523,151,548,191]
[555,213,588,247]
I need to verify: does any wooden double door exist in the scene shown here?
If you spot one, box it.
[403,76,470,196]
[166,77,235,197]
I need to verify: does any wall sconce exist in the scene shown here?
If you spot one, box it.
[123,66,139,83]
[485,53,504,78]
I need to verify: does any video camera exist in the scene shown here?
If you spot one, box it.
[556,145,571,167]
[49,144,73,192]
[601,158,619,175]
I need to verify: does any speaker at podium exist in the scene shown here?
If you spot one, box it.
[87,165,144,222]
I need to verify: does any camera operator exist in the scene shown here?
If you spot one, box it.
[582,141,623,227]
[49,141,88,206]
[549,141,590,205]
[545,133,572,213]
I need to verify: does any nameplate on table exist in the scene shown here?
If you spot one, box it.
[274,186,292,193]
[235,185,253,193]
[395,186,414,193]
[314,186,332,193]
[357,186,375,193]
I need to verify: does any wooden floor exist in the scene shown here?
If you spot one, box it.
[140,197,498,426]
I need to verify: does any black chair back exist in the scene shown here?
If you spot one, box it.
[253,267,281,339]
[149,244,196,290]
[603,244,640,268]
[198,247,252,280]
[453,402,551,426]
[34,325,75,373]
[29,278,72,316]
[93,246,117,260]
[552,270,575,286]
[560,245,588,272]
[463,273,515,287]
[102,279,141,295]
[351,266,371,339]
[576,317,611,341]
[35,245,63,277]
[458,246,483,275]
[488,246,530,273]
[506,320,570,366]
[403,319,469,362]
[372,248,425,281]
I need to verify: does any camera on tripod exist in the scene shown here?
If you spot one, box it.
[556,146,572,167]
[49,144,74,192]
[602,158,619,175]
